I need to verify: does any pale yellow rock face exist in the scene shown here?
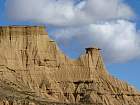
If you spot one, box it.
[0,26,140,105]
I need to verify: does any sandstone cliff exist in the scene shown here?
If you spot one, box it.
[0,26,140,105]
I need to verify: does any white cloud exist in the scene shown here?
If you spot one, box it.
[6,0,134,26]
[50,20,140,63]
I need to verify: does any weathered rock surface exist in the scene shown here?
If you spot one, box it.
[0,26,140,105]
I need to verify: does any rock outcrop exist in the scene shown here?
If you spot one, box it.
[0,26,140,105]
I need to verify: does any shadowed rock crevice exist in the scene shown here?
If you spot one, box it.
[0,26,140,105]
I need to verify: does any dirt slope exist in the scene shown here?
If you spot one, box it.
[0,26,140,105]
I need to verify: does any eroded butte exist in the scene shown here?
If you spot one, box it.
[0,26,140,105]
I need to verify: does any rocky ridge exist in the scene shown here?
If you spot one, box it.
[0,26,140,105]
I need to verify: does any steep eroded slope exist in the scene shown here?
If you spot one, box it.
[0,26,140,105]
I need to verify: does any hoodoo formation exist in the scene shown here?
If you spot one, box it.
[0,26,140,105]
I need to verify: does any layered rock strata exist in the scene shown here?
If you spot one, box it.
[0,26,140,105]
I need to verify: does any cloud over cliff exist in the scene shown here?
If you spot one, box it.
[5,0,140,63]
[51,20,140,63]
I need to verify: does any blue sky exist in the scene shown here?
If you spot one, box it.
[0,0,140,90]
[107,0,140,90]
